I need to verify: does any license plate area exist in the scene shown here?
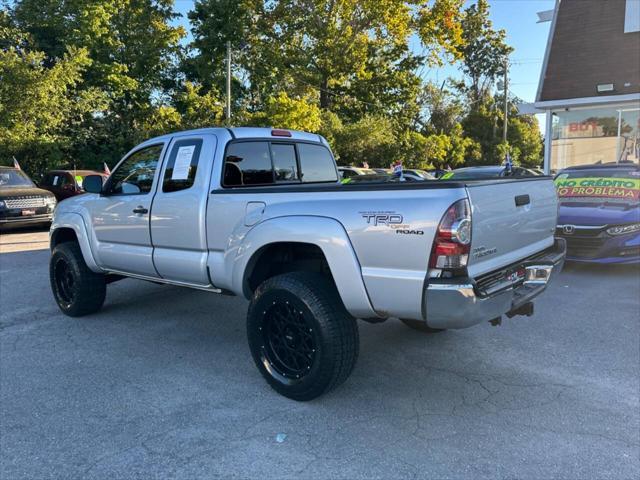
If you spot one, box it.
[21,209,36,216]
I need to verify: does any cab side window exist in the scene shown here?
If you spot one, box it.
[108,144,163,195]
[162,139,203,193]
[223,142,273,186]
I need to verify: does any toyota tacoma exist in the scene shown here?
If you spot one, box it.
[49,127,565,400]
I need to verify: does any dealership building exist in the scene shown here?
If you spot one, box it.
[531,0,640,173]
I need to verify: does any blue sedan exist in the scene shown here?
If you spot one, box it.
[555,163,640,264]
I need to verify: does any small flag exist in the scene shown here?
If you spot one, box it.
[504,152,512,174]
[103,162,111,175]
[12,156,20,170]
[392,161,403,178]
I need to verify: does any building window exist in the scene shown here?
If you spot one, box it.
[550,105,640,171]
[625,0,640,33]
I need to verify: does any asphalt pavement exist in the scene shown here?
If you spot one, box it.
[1,229,639,479]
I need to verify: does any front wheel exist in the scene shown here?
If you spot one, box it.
[247,272,359,401]
[50,242,106,317]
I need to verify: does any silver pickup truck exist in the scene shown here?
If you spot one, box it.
[49,127,565,400]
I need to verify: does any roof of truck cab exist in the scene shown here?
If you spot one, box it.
[141,127,325,145]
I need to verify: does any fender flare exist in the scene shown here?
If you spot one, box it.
[230,215,379,319]
[50,212,101,273]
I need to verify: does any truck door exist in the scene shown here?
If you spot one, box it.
[89,143,165,277]
[150,135,216,286]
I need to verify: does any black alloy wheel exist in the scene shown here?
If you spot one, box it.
[50,242,106,317]
[259,297,318,383]
[53,256,76,308]
[247,272,359,401]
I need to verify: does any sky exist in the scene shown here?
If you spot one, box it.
[171,0,556,131]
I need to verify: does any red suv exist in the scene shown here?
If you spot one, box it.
[40,170,107,201]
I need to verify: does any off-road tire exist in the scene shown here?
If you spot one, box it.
[50,242,106,317]
[247,272,359,401]
[400,318,445,333]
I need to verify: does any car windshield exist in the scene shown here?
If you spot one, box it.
[440,168,503,180]
[0,169,35,188]
[412,170,435,179]
[554,166,640,205]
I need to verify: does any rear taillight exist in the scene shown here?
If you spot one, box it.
[429,198,472,269]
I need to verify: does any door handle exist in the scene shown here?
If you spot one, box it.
[132,206,148,214]
[515,194,530,207]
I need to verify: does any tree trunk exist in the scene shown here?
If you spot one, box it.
[319,76,331,109]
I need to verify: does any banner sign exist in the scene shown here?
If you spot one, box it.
[554,176,640,201]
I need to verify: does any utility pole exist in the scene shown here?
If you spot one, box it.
[502,57,509,143]
[226,40,231,123]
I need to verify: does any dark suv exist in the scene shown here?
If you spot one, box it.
[0,166,57,229]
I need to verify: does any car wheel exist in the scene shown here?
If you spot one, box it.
[400,318,445,333]
[50,242,106,317]
[247,272,359,401]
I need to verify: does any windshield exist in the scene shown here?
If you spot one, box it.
[412,170,435,179]
[440,168,503,180]
[0,169,35,188]
[554,167,640,204]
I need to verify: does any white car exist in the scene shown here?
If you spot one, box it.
[337,166,378,179]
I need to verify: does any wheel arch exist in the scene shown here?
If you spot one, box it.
[232,216,379,319]
[50,212,101,273]
[243,241,334,295]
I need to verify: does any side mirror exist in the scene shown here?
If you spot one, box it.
[83,175,104,194]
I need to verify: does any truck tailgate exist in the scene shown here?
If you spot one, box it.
[465,178,558,277]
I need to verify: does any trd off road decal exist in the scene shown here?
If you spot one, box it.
[360,211,424,235]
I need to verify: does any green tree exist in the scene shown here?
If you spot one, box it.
[186,0,464,122]
[455,0,512,101]
[249,92,323,132]
[11,0,185,166]
[461,95,542,166]
[330,115,395,167]
[422,81,464,134]
[0,14,106,174]
[185,0,258,97]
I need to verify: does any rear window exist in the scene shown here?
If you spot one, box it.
[298,144,337,183]
[554,167,640,203]
[222,141,337,187]
[271,144,298,182]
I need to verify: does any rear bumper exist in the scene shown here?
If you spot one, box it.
[424,238,566,329]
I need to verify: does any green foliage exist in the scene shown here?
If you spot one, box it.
[0,13,107,174]
[10,0,185,168]
[251,92,323,132]
[173,82,225,130]
[330,115,395,167]
[455,0,513,100]
[1,0,542,176]
[461,95,542,167]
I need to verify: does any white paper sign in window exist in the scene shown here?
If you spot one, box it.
[172,145,196,180]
